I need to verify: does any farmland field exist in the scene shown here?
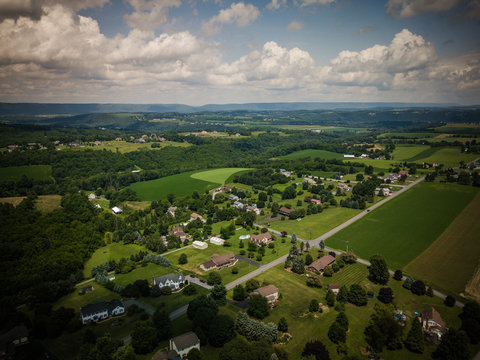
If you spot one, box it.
[417,147,479,167]
[405,192,480,295]
[326,182,479,270]
[279,149,344,160]
[190,167,252,184]
[391,144,430,161]
[113,263,173,287]
[0,164,51,181]
[58,140,191,153]
[269,206,362,240]
[129,168,249,201]
[0,194,61,212]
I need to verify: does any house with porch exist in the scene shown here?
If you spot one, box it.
[200,253,237,271]
[153,273,185,291]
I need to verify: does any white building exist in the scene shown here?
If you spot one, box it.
[170,332,200,358]
[88,193,96,200]
[111,206,122,214]
[210,236,225,246]
[343,154,355,159]
[153,273,185,290]
[80,300,124,324]
[193,241,208,249]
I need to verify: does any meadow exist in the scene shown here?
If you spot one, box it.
[112,263,173,287]
[405,192,480,295]
[0,194,61,212]
[326,182,479,270]
[129,168,249,201]
[0,164,51,181]
[418,147,479,167]
[69,140,191,153]
[278,149,344,160]
[269,206,362,240]
[391,144,430,161]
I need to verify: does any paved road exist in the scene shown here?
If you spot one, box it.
[123,298,154,315]
[170,304,189,320]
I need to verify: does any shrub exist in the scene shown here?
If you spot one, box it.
[378,287,394,304]
[233,285,247,301]
[306,275,322,288]
[178,253,188,264]
[393,269,403,281]
[309,299,319,312]
[183,285,197,296]
[444,295,456,307]
[231,267,239,274]
[278,317,288,332]
[247,295,269,319]
[410,280,426,296]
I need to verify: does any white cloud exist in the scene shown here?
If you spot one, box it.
[385,0,463,18]
[201,2,260,35]
[287,20,305,30]
[266,0,286,10]
[296,0,336,7]
[124,0,181,32]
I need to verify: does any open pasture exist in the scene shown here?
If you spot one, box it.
[405,192,480,295]
[113,262,173,287]
[279,149,344,160]
[129,168,249,201]
[0,164,51,181]
[0,194,61,212]
[326,182,479,270]
[391,144,430,161]
[417,147,479,167]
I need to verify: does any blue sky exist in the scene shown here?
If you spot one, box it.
[0,0,479,105]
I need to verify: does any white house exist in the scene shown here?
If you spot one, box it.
[210,236,225,246]
[229,194,240,201]
[246,205,261,215]
[153,273,185,290]
[343,154,355,159]
[111,206,122,214]
[167,206,177,217]
[170,332,200,358]
[193,240,208,249]
[279,169,292,177]
[80,300,124,324]
[233,201,244,210]
[189,212,206,224]
[88,193,96,200]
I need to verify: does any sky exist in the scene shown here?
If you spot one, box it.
[0,0,479,105]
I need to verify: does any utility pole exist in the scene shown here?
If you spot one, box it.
[346,240,349,253]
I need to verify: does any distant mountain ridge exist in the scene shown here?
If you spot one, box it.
[0,102,468,115]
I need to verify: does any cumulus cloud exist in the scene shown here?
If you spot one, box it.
[201,2,260,35]
[385,0,463,18]
[124,0,181,32]
[296,0,336,7]
[266,0,286,9]
[353,25,376,37]
[287,20,305,30]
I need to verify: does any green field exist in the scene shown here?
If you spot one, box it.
[405,192,480,295]
[0,165,51,181]
[190,167,252,184]
[279,149,344,160]
[391,144,430,161]
[327,182,479,270]
[269,206,362,240]
[130,168,249,201]
[418,147,479,167]
[83,242,148,278]
[113,263,173,287]
[54,282,120,311]
[59,140,191,153]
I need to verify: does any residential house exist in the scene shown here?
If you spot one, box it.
[115,137,122,141]
[151,349,180,360]
[279,169,292,177]
[153,273,185,291]
[246,205,261,215]
[311,199,322,205]
[303,178,317,186]
[192,240,208,249]
[233,201,244,210]
[398,170,409,176]
[279,207,295,217]
[251,233,273,246]
[336,183,351,192]
[80,300,124,324]
[0,326,29,359]
[169,332,200,358]
[88,193,96,200]
[343,154,355,159]
[421,307,447,344]
[213,185,232,194]
[228,194,240,201]
[306,255,335,273]
[200,253,237,271]
[169,226,187,241]
[7,145,17,152]
[189,213,206,224]
[250,285,279,306]
[210,236,225,246]
[80,285,93,294]
[359,154,369,158]
[111,206,123,215]
[167,206,177,217]
[328,284,340,294]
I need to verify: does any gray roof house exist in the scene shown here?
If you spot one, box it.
[170,332,200,358]
[153,273,185,291]
[80,299,125,324]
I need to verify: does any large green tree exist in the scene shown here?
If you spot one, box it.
[247,294,270,319]
[368,255,390,285]
[404,317,424,353]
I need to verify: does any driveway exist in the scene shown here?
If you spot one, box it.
[123,298,154,315]
[235,255,262,267]
[185,275,213,290]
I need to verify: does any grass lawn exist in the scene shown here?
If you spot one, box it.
[0,194,61,212]
[124,201,151,211]
[391,144,430,161]
[164,246,234,276]
[0,165,51,181]
[269,206,362,240]
[83,242,148,278]
[279,149,344,160]
[405,191,480,295]
[190,168,252,184]
[54,282,120,311]
[113,263,173,287]
[129,170,219,201]
[327,182,479,270]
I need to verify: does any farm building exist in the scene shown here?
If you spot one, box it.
[279,207,295,217]
[200,253,237,271]
[328,284,340,294]
[307,255,335,273]
[251,233,273,246]
[210,236,225,246]
[193,241,208,249]
[153,273,185,291]
[111,206,122,214]
[250,285,279,306]
[343,154,355,159]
